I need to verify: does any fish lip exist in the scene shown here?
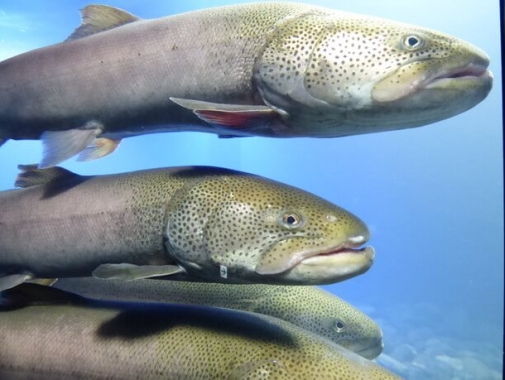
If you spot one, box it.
[422,63,492,89]
[354,340,384,360]
[308,235,370,258]
[299,244,375,265]
[372,55,492,103]
[255,235,372,276]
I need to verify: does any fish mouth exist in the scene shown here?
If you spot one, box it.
[299,243,375,265]
[255,237,375,285]
[353,339,384,360]
[255,234,374,279]
[372,59,493,103]
[281,243,375,285]
[300,233,373,264]
[423,63,493,90]
[255,235,368,275]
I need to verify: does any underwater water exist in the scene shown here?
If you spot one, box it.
[0,0,502,378]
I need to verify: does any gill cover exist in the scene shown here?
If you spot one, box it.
[254,12,334,112]
[164,176,222,272]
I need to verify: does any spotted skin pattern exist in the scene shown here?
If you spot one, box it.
[0,3,492,165]
[0,166,372,286]
[0,298,400,379]
[54,278,384,359]
[161,168,372,283]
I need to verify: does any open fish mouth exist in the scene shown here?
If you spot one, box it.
[277,243,376,285]
[301,234,373,264]
[255,234,374,277]
[423,63,493,90]
[372,59,493,103]
[300,245,375,265]
[353,339,385,360]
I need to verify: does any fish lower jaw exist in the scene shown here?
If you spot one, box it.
[353,340,385,360]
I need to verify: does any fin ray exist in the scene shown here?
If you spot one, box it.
[67,5,140,41]
[77,137,121,162]
[15,165,79,188]
[26,278,58,287]
[0,274,33,291]
[170,97,276,129]
[92,263,184,281]
[39,122,102,168]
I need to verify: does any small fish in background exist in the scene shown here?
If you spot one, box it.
[0,165,374,290]
[53,278,384,359]
[0,3,492,168]
[0,284,401,379]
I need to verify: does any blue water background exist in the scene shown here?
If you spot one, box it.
[0,1,502,377]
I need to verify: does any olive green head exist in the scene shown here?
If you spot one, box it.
[313,288,384,360]
[165,167,373,285]
[242,284,384,360]
[254,7,492,135]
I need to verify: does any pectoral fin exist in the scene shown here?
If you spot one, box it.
[77,137,121,162]
[0,138,6,147]
[170,97,277,129]
[0,274,33,291]
[39,122,103,168]
[92,263,185,281]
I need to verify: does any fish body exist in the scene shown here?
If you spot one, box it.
[0,285,399,379]
[0,3,492,167]
[0,165,373,290]
[54,278,383,359]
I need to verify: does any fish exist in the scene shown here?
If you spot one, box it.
[53,277,384,359]
[0,284,400,379]
[0,165,374,291]
[0,3,492,168]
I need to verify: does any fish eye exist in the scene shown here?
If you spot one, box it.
[279,211,305,229]
[334,319,346,333]
[402,34,424,50]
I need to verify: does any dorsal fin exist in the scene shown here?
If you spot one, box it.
[15,164,80,188]
[66,5,141,41]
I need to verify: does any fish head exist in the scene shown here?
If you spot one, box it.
[270,285,384,359]
[254,11,492,135]
[165,169,373,285]
[319,313,384,360]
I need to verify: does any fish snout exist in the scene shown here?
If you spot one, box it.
[426,38,492,88]
[354,336,385,360]
[460,38,491,69]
